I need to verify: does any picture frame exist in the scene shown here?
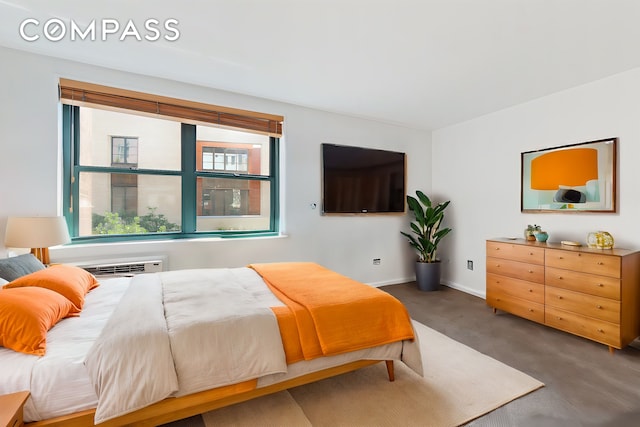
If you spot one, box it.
[521,137,617,213]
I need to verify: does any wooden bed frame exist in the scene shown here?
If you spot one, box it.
[26,359,395,427]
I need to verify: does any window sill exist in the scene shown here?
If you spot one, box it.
[61,232,288,249]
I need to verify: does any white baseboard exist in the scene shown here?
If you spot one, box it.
[442,279,486,299]
[368,277,415,288]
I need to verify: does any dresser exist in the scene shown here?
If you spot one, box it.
[486,238,640,352]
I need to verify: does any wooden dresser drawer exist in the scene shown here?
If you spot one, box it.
[545,306,621,348]
[486,292,544,324]
[545,267,621,300]
[486,257,544,283]
[545,286,620,324]
[545,249,621,278]
[486,241,545,265]
[486,273,544,304]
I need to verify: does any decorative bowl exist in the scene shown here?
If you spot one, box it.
[534,231,549,242]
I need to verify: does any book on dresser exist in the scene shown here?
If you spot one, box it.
[486,238,640,353]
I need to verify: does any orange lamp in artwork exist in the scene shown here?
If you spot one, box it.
[4,217,71,264]
[530,148,598,190]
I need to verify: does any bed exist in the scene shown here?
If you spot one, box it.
[0,258,422,426]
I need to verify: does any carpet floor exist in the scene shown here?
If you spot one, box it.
[162,320,543,427]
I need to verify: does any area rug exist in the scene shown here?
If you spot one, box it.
[169,321,544,427]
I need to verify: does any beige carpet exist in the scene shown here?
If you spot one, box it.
[199,321,543,427]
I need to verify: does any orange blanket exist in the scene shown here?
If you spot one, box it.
[249,262,415,364]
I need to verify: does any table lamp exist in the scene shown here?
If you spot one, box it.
[4,216,71,265]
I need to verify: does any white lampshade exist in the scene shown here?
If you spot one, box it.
[5,216,71,254]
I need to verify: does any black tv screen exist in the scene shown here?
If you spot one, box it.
[322,143,406,214]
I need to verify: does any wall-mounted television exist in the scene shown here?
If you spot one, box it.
[321,143,406,214]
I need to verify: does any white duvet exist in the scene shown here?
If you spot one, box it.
[85,268,289,423]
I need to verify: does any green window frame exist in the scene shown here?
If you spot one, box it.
[62,105,280,243]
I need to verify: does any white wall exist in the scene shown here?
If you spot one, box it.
[433,67,640,297]
[0,46,431,286]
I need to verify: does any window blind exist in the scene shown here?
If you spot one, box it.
[59,78,283,137]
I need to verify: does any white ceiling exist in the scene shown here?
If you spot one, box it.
[1,1,640,130]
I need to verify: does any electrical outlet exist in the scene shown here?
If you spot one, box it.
[467,260,474,270]
[373,258,381,265]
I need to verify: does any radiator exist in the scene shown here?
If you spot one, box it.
[75,258,165,277]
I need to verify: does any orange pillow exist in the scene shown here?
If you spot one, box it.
[0,286,74,355]
[4,264,99,314]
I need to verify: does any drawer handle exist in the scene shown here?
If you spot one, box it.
[597,262,604,265]
[528,269,533,273]
[528,289,533,292]
[597,328,604,333]
[596,305,603,309]
[598,283,604,287]
[495,247,500,250]
[496,264,500,267]
[558,256,564,259]
[556,316,562,320]
[529,252,534,255]
[528,308,534,312]
[557,296,563,299]
[558,276,563,280]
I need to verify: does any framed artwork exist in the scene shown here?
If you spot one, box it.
[521,137,617,213]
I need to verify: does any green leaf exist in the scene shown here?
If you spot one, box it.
[410,222,422,235]
[415,190,432,208]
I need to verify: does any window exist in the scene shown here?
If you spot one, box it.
[61,79,282,241]
[110,173,138,215]
[202,147,249,173]
[110,137,139,219]
[194,126,271,232]
[111,137,138,165]
[202,148,214,170]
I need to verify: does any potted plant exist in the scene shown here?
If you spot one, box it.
[401,191,452,291]
[524,224,541,241]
